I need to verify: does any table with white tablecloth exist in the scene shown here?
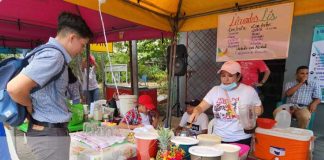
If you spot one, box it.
[70,130,136,160]
[70,138,136,160]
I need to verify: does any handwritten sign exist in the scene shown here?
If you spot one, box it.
[216,3,294,62]
[309,25,324,102]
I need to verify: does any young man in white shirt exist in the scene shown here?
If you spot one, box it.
[176,99,209,135]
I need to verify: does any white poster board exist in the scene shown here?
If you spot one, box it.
[309,26,324,102]
[216,2,294,62]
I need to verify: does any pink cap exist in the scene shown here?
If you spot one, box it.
[217,61,241,74]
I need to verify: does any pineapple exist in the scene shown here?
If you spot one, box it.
[156,127,172,160]
[157,127,172,150]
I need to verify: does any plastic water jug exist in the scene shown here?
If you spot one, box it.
[275,108,291,128]
[238,104,256,130]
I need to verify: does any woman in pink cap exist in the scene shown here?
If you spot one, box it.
[189,61,263,146]
[119,95,159,129]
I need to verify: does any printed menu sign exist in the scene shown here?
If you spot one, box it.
[309,25,324,102]
[216,3,294,62]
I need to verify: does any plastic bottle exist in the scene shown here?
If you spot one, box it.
[275,108,291,128]
[93,106,103,121]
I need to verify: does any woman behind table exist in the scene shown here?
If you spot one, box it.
[119,95,159,130]
[81,54,99,103]
[189,61,263,146]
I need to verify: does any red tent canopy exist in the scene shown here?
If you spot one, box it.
[0,0,172,48]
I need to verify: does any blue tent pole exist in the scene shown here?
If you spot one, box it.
[0,123,11,160]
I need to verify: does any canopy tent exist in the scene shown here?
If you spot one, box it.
[0,0,174,121]
[66,0,324,126]
[2,0,324,127]
[0,0,172,49]
[66,0,324,127]
[66,0,324,32]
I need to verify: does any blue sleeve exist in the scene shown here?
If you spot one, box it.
[21,49,65,87]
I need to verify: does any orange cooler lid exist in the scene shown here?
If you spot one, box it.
[256,127,313,141]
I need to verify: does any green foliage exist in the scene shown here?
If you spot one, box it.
[0,54,20,61]
[137,39,170,71]
[75,39,170,92]
[136,39,170,95]
[104,51,130,84]
[105,39,170,85]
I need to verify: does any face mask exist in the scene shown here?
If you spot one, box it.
[220,82,237,91]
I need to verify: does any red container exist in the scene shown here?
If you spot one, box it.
[257,118,276,129]
[135,132,158,160]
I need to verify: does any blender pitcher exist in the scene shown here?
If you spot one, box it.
[238,104,256,131]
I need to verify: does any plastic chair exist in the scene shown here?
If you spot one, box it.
[208,118,216,134]
[307,112,316,130]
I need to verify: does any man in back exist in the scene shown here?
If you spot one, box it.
[274,66,321,129]
[7,12,93,160]
[176,99,208,135]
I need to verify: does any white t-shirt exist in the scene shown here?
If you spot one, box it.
[140,113,151,125]
[179,112,209,135]
[82,67,99,91]
[204,83,261,142]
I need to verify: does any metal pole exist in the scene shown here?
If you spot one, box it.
[165,0,182,128]
[130,40,139,96]
[176,76,180,116]
[165,36,177,128]
[100,53,106,99]
[86,44,90,105]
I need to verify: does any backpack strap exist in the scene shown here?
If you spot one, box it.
[22,44,65,67]
[40,62,66,88]
[28,44,67,92]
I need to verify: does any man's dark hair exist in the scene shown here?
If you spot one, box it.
[58,12,93,38]
[296,66,308,73]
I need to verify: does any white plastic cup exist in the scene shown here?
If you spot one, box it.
[197,134,221,146]
[214,144,240,160]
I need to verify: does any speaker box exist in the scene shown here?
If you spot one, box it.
[167,44,188,76]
